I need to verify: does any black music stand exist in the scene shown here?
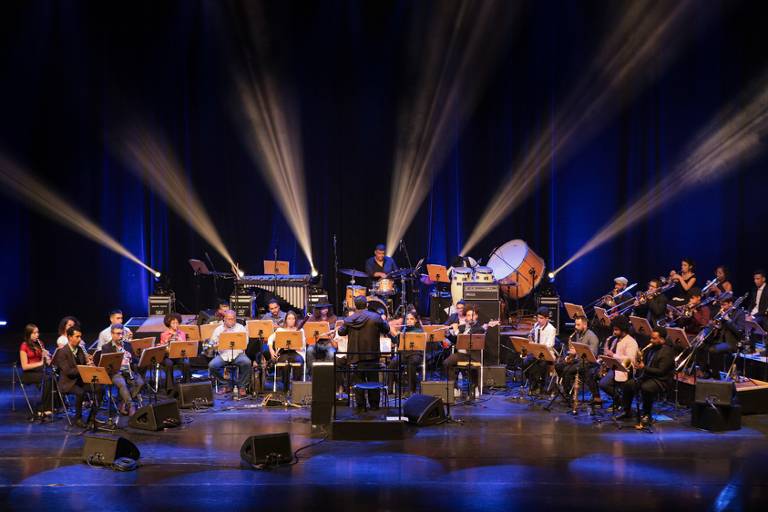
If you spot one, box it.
[456,333,485,403]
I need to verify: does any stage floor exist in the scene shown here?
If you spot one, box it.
[1,375,767,511]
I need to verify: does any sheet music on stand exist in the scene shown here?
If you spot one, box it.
[564,302,587,320]
[570,342,597,364]
[666,327,690,350]
[263,260,290,275]
[629,315,653,337]
[97,352,123,375]
[593,307,612,327]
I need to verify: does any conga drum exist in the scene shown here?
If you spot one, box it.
[473,266,495,283]
[345,285,367,309]
[450,267,473,305]
[486,240,545,300]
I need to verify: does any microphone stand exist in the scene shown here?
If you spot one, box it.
[273,247,279,298]
[333,234,340,313]
[205,251,219,301]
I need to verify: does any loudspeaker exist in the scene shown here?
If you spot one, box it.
[430,293,452,324]
[695,379,736,406]
[128,399,181,431]
[292,381,312,405]
[174,382,214,409]
[311,362,334,425]
[420,380,456,405]
[403,394,446,426]
[240,433,292,466]
[692,403,742,431]
[82,434,140,465]
[483,365,507,388]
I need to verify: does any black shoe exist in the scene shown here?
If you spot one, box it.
[615,412,632,421]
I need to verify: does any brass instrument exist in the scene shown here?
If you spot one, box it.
[598,335,618,377]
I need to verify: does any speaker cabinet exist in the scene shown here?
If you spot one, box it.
[403,394,446,426]
[174,382,214,409]
[311,362,334,425]
[483,365,507,388]
[291,381,312,406]
[240,433,292,466]
[692,403,742,431]
[82,435,140,465]
[420,380,456,405]
[695,379,736,406]
[128,399,181,431]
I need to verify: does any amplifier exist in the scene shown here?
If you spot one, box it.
[230,295,256,319]
[536,295,561,334]
[148,296,173,316]
[463,283,500,301]
[307,292,330,310]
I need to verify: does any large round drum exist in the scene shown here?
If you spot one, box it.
[473,266,495,283]
[372,278,396,297]
[486,240,545,299]
[345,285,367,309]
[450,267,473,305]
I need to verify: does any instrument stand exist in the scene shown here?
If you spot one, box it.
[85,376,114,433]
[726,340,757,385]
[542,372,570,412]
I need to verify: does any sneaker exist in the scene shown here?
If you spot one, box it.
[239,388,247,398]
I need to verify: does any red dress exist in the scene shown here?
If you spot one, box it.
[20,341,43,365]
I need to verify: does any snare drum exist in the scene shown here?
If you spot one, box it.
[345,285,367,309]
[450,267,473,305]
[473,266,495,283]
[372,278,396,297]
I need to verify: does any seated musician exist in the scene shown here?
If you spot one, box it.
[55,316,80,349]
[603,277,632,309]
[598,316,638,404]
[18,324,53,418]
[701,295,745,379]
[304,303,337,374]
[617,326,675,429]
[157,313,192,393]
[365,244,398,279]
[100,323,143,416]
[96,309,132,350]
[634,278,668,327]
[444,300,467,325]
[443,306,487,397]
[747,269,767,331]
[556,315,601,405]
[208,310,252,397]
[522,307,557,394]
[261,298,287,327]
[268,310,306,391]
[213,300,230,322]
[52,325,102,428]
[673,287,710,335]
[388,310,424,395]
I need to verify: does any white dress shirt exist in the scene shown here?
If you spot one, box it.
[530,322,557,356]
[614,334,639,383]
[752,284,765,316]
[210,322,247,362]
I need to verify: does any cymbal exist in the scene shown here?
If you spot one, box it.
[387,268,415,278]
[339,268,368,278]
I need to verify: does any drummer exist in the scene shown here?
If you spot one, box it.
[365,244,399,279]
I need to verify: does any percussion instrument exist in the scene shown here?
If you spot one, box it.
[345,285,367,309]
[239,274,311,312]
[372,278,396,296]
[450,267,473,305]
[473,266,495,283]
[339,268,368,279]
[486,239,545,299]
[366,296,389,315]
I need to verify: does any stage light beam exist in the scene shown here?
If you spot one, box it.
[0,153,160,277]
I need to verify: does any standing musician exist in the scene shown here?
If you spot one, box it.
[672,287,710,335]
[598,316,639,404]
[337,296,390,410]
[303,303,338,374]
[99,323,144,416]
[388,310,424,395]
[96,309,132,350]
[522,307,557,394]
[669,258,697,305]
[617,325,675,429]
[268,310,306,391]
[52,325,102,428]
[208,310,252,398]
[18,324,53,418]
[708,265,734,298]
[633,278,668,327]
[158,313,192,393]
[702,295,746,379]
[556,315,601,405]
[365,244,399,279]
[747,269,768,331]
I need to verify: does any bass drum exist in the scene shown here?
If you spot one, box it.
[486,240,545,299]
[450,267,473,305]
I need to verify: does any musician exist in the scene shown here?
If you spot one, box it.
[388,310,424,395]
[303,304,337,376]
[157,313,191,392]
[704,295,746,379]
[365,244,399,279]
[709,266,733,298]
[214,300,230,322]
[616,326,675,428]
[261,299,287,327]
[603,277,632,308]
[96,309,132,350]
[99,323,143,416]
[18,324,53,417]
[208,310,252,397]
[669,258,697,305]
[598,316,639,404]
[337,296,390,410]
[634,278,668,327]
[747,269,767,331]
[52,325,102,428]
[521,307,557,393]
[444,300,467,326]
[675,288,710,335]
[55,316,80,348]
[268,311,306,391]
[556,315,600,404]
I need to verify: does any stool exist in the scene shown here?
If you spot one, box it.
[351,381,388,410]
[273,361,303,392]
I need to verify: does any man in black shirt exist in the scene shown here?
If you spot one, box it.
[634,278,668,327]
[365,244,399,279]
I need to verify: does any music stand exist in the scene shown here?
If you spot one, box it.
[98,352,124,375]
[263,260,289,275]
[130,337,154,357]
[564,302,587,320]
[666,327,690,351]
[456,334,486,398]
[273,331,305,391]
[303,321,331,346]
[629,316,653,338]
[188,259,210,275]
[200,322,221,341]
[426,264,450,283]
[179,325,201,342]
[169,341,199,359]
[138,346,168,397]
[247,320,275,340]
[219,332,248,352]
[77,365,112,432]
[594,307,612,327]
[598,355,629,421]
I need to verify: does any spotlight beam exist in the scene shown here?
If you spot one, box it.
[0,153,159,276]
[118,128,239,274]
[554,76,768,275]
[461,0,704,256]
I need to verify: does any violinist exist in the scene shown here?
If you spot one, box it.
[18,324,53,418]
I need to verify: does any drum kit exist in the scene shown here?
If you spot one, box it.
[338,267,416,316]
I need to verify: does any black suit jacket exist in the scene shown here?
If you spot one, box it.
[747,286,768,316]
[640,342,676,389]
[338,310,389,363]
[715,308,746,350]
[52,344,88,393]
